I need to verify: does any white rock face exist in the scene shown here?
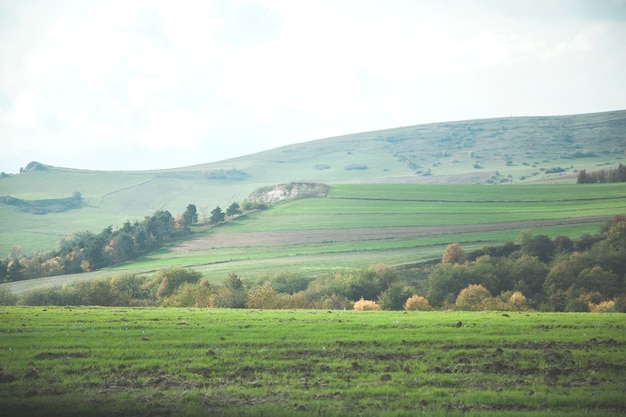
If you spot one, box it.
[246,182,328,205]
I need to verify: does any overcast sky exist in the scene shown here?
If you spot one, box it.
[1,0,625,173]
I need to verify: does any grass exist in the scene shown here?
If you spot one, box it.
[0,307,624,416]
[3,182,622,294]
[2,110,625,256]
[221,183,626,233]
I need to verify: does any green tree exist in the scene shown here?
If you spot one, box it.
[183,204,198,226]
[510,255,549,299]
[209,206,225,224]
[377,282,416,310]
[226,202,242,217]
[110,274,148,302]
[426,263,472,308]
[576,266,620,298]
[523,234,555,263]
[153,267,202,299]
[262,272,311,294]
[225,272,243,290]
[606,219,626,249]
[245,288,284,309]
[165,281,213,308]
[0,286,17,305]
[467,255,503,294]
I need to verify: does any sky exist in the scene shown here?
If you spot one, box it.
[1,0,625,173]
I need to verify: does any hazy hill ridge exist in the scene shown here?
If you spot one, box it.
[1,110,625,255]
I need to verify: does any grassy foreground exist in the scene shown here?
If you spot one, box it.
[1,307,624,416]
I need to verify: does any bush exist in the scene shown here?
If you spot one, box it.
[20,285,81,306]
[404,295,432,311]
[0,286,17,306]
[378,282,415,310]
[590,300,615,313]
[164,281,213,308]
[245,288,285,309]
[455,284,492,311]
[153,267,202,299]
[353,298,381,311]
[477,297,509,311]
[110,274,149,301]
[442,243,465,264]
[211,287,247,308]
[508,291,528,311]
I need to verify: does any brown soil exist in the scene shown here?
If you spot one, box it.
[173,216,610,251]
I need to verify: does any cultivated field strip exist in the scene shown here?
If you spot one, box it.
[175,216,611,251]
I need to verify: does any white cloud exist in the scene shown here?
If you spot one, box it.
[1,0,625,173]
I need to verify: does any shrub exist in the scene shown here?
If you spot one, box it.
[322,293,351,310]
[153,267,202,299]
[590,300,615,313]
[404,294,432,311]
[211,287,247,308]
[442,243,465,264]
[20,285,81,306]
[353,298,381,311]
[455,284,492,311]
[508,291,528,311]
[0,286,17,306]
[245,288,285,309]
[477,297,509,311]
[164,282,213,308]
[110,274,149,301]
[378,282,415,310]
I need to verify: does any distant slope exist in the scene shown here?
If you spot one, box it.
[1,110,624,255]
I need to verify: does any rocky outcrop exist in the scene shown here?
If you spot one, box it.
[246,182,328,205]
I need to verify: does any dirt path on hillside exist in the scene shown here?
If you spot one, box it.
[172,216,611,251]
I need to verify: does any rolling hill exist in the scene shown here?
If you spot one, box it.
[1,109,625,256]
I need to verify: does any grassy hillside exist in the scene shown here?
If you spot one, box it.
[132,183,625,279]
[6,182,623,296]
[1,110,624,256]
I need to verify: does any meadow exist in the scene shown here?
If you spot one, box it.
[0,307,624,416]
[2,110,625,256]
[3,182,625,296]
[115,183,626,279]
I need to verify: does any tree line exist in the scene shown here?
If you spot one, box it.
[424,215,626,312]
[0,202,242,283]
[577,163,626,184]
[2,214,624,312]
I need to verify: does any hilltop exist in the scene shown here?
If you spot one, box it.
[0,109,625,255]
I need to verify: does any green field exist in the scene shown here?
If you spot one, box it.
[3,182,624,295]
[0,307,624,416]
[115,183,626,280]
[1,110,625,256]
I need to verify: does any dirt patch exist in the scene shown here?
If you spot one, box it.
[33,351,90,360]
[173,216,610,251]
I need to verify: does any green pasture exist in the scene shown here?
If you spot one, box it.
[0,307,624,416]
[2,110,626,256]
[130,183,621,282]
[222,183,626,233]
[327,183,626,201]
[1,182,623,295]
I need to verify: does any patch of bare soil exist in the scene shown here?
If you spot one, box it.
[172,216,610,251]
